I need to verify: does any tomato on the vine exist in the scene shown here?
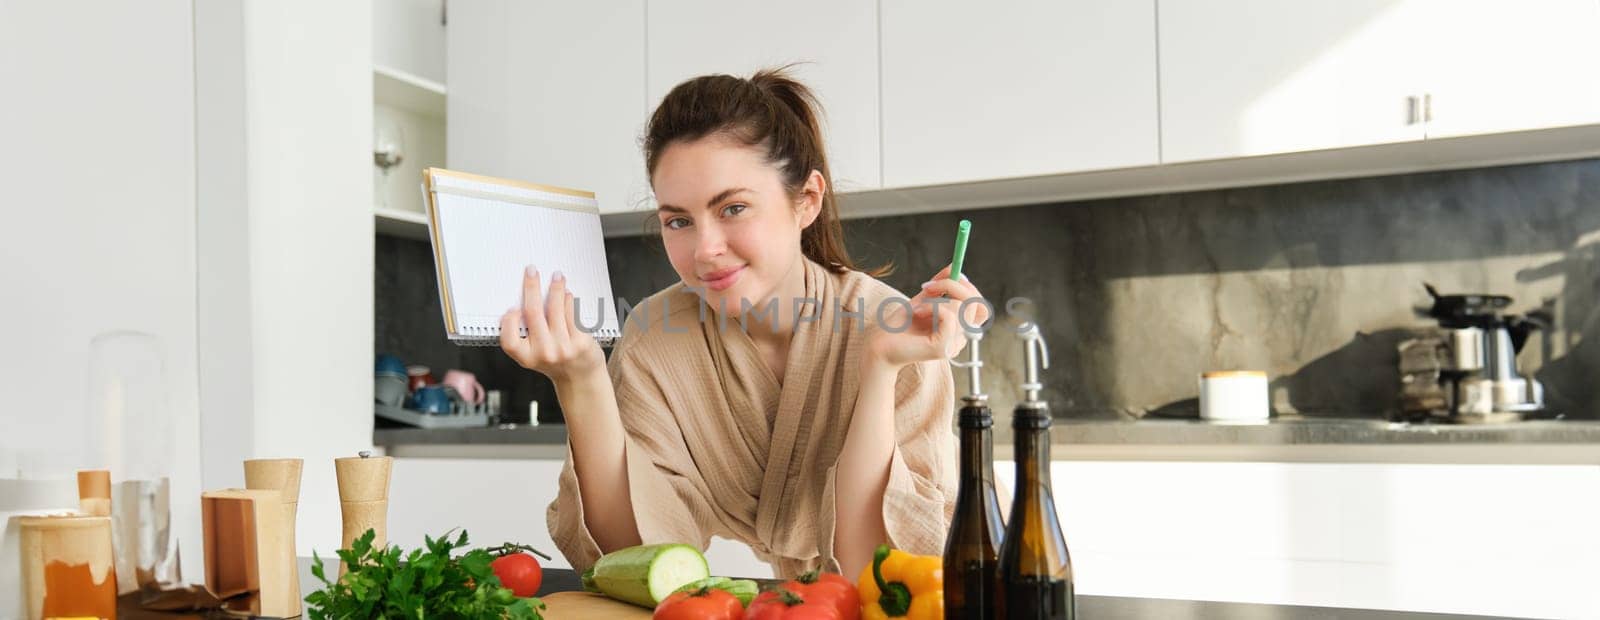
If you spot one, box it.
[487,543,551,597]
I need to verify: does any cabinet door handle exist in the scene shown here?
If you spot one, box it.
[1424,93,1433,123]
[1407,95,1420,125]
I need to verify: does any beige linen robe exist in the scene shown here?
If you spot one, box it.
[547,258,957,578]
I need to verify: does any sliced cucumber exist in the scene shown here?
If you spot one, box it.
[675,576,733,591]
[674,576,760,606]
[585,543,710,607]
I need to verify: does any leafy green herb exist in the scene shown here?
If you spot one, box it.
[305,528,545,619]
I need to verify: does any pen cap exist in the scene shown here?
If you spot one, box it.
[949,219,971,280]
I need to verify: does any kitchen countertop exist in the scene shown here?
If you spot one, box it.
[1048,416,1600,444]
[377,417,1600,451]
[219,560,1517,619]
[375,423,569,445]
[376,417,1600,463]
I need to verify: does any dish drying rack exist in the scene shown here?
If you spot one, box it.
[373,397,492,429]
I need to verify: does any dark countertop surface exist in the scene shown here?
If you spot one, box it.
[375,423,569,445]
[117,556,1527,618]
[302,563,1526,619]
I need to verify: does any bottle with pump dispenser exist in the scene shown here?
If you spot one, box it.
[943,332,1006,619]
[997,323,1074,619]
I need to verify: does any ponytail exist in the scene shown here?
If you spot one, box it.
[643,65,890,277]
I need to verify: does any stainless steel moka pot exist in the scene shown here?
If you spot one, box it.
[1404,284,1547,423]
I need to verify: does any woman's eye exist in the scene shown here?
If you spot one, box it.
[664,217,691,230]
[721,203,747,217]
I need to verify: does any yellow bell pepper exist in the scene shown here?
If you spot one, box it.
[856,544,943,620]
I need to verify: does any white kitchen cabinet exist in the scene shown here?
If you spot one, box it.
[374,0,446,85]
[1159,0,1430,163]
[448,0,651,215]
[880,0,1159,188]
[1422,0,1600,139]
[646,1,881,192]
[1017,460,1600,619]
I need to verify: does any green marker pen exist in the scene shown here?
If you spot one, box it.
[949,219,971,282]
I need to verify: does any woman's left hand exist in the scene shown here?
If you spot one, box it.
[866,264,991,370]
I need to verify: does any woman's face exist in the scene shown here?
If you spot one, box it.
[652,136,820,318]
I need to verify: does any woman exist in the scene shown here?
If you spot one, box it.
[499,67,989,579]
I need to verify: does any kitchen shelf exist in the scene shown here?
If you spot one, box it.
[374,64,446,118]
[375,207,429,240]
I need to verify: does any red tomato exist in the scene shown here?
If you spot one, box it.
[745,589,841,620]
[654,587,743,620]
[781,571,859,620]
[490,552,543,597]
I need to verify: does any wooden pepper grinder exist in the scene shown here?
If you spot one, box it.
[244,458,303,614]
[19,515,118,620]
[77,469,112,517]
[334,451,392,576]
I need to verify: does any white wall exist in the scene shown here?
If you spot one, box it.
[374,0,447,83]
[196,0,376,558]
[1,0,376,596]
[0,1,204,608]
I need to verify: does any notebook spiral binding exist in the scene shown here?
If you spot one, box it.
[452,324,619,346]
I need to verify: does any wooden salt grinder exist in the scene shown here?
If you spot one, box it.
[334,452,392,576]
[244,458,303,615]
[77,469,112,517]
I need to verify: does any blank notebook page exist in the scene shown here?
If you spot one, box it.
[424,168,620,344]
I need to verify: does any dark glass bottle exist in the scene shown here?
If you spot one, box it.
[998,325,1074,619]
[944,335,1005,620]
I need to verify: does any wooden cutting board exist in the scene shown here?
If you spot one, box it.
[540,591,655,619]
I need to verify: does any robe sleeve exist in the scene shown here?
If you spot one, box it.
[545,341,722,572]
[816,357,958,572]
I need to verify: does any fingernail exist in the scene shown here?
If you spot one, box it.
[960,274,970,283]
[921,280,935,289]
[525,265,538,278]
[553,271,565,282]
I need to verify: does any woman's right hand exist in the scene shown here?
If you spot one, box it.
[499,266,605,383]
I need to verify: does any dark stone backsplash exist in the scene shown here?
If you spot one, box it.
[377,157,1600,423]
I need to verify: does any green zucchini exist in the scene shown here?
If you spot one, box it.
[580,543,710,607]
[674,576,760,606]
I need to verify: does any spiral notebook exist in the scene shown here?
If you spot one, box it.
[422,167,621,345]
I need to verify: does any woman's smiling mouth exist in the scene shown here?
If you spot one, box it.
[699,265,745,291]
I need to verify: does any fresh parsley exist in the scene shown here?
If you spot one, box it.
[305,528,545,619]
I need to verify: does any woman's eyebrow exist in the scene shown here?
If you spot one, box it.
[658,187,754,213]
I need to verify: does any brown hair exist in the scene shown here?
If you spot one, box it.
[643,65,889,277]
